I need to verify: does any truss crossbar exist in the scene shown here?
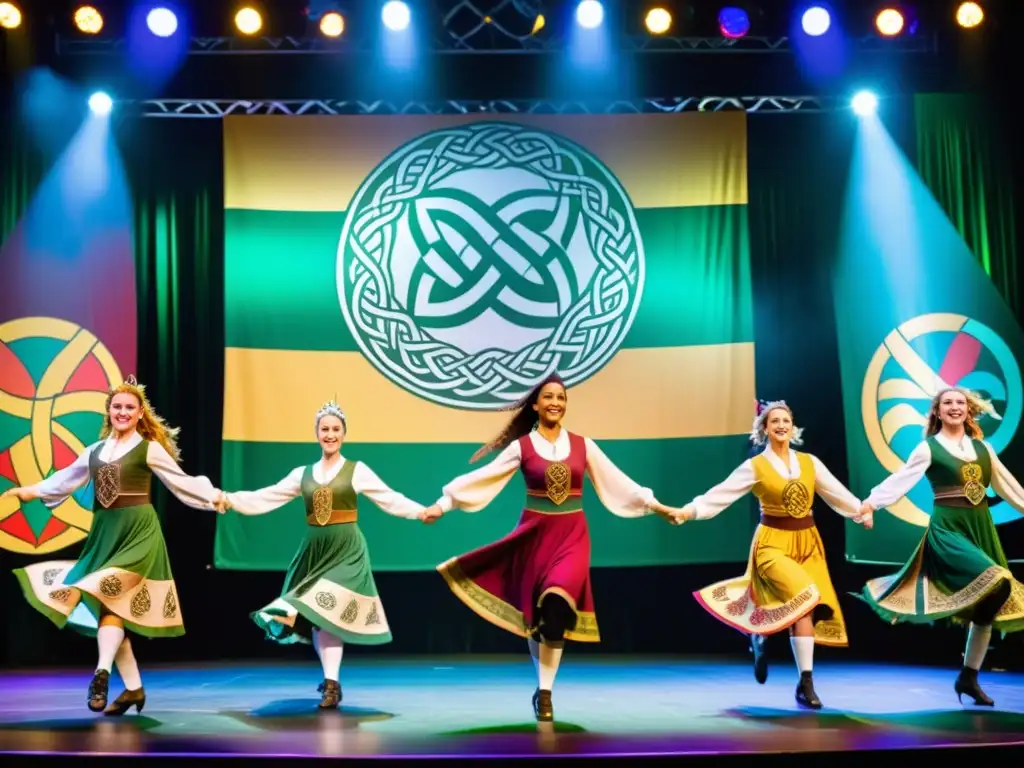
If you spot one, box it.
[133,97,843,118]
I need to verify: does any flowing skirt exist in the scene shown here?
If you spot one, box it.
[13,503,184,638]
[252,522,392,645]
[694,520,848,646]
[858,503,1024,632]
[437,509,599,642]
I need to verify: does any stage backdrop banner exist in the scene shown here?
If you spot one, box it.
[0,124,134,556]
[836,110,1024,566]
[218,114,755,571]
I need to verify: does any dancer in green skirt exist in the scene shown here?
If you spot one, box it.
[4,376,226,715]
[219,400,433,709]
[856,387,1024,706]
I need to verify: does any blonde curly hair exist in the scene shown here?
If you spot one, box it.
[924,386,1000,440]
[100,377,182,461]
[750,400,804,447]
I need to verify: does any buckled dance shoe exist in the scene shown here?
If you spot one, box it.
[105,688,146,716]
[532,688,554,722]
[88,669,110,712]
[795,671,822,709]
[955,667,995,706]
[750,635,768,684]
[317,679,342,709]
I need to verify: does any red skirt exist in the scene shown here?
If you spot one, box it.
[437,509,599,642]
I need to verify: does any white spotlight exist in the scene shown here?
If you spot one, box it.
[851,90,878,116]
[382,1,410,31]
[147,7,179,38]
[576,0,604,29]
[88,91,113,115]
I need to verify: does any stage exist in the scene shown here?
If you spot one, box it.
[0,657,1022,763]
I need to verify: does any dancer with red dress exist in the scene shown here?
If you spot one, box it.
[421,373,679,721]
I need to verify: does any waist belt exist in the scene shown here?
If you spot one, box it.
[98,493,150,510]
[933,488,983,509]
[760,514,815,531]
[307,508,358,527]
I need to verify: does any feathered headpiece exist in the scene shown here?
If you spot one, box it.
[750,398,804,446]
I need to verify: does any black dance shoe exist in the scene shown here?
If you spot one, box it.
[955,666,994,706]
[317,679,342,709]
[532,688,554,722]
[88,669,110,712]
[795,671,822,709]
[104,688,146,716]
[750,635,768,684]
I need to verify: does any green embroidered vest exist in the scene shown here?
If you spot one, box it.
[925,436,991,508]
[302,459,358,526]
[89,440,152,510]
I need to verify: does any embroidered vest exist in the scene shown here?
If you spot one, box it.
[520,431,586,514]
[925,437,991,508]
[751,451,815,519]
[89,440,152,510]
[301,460,358,526]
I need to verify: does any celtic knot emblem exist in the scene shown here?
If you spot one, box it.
[311,486,333,526]
[544,461,571,506]
[130,584,151,618]
[780,480,811,518]
[95,463,121,509]
[99,574,122,597]
[339,598,359,624]
[316,591,337,610]
[163,590,178,619]
[49,588,72,603]
[42,568,63,586]
[365,603,381,626]
[338,121,645,409]
[961,463,986,506]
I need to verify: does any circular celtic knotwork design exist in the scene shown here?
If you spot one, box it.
[49,588,72,603]
[338,121,645,409]
[99,574,123,597]
[0,317,123,554]
[316,591,337,611]
[780,480,811,518]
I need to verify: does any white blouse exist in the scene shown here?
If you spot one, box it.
[866,433,1024,515]
[434,429,655,517]
[225,457,425,520]
[30,431,223,511]
[687,445,862,521]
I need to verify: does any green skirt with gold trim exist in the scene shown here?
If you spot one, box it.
[13,503,184,638]
[252,522,392,646]
[859,503,1024,632]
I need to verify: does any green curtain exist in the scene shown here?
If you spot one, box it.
[915,94,1020,314]
[0,114,46,246]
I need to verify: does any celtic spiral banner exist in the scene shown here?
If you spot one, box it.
[219,114,754,571]
[0,142,134,555]
[836,113,1024,565]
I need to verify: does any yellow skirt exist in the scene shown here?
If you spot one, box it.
[693,517,848,647]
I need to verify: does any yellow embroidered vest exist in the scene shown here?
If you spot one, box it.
[751,451,815,519]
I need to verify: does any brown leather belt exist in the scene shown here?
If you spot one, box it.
[306,509,358,527]
[101,493,150,510]
[933,491,980,509]
[760,514,815,531]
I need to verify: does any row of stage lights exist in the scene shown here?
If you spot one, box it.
[0,3,990,39]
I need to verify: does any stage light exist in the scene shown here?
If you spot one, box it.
[645,7,671,35]
[88,91,113,116]
[875,8,904,36]
[801,6,830,36]
[0,2,21,30]
[146,7,178,37]
[851,90,878,116]
[575,0,604,29]
[320,11,344,37]
[719,7,750,38]
[956,2,984,28]
[234,7,262,35]
[74,5,104,34]
[381,1,410,31]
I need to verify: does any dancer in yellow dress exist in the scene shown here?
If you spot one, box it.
[675,400,870,709]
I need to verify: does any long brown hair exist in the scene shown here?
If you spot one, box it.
[100,378,182,461]
[924,387,994,440]
[471,373,566,463]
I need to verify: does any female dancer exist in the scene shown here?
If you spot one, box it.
[421,373,679,722]
[856,387,1024,706]
[4,376,226,715]
[218,400,432,709]
[675,400,868,709]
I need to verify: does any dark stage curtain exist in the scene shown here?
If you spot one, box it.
[915,94,1021,314]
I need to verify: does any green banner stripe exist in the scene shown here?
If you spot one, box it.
[215,436,757,572]
[224,205,752,352]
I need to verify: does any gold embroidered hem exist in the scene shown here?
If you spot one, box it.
[437,557,601,643]
[252,579,392,646]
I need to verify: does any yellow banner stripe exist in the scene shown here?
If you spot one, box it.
[223,344,755,444]
[224,113,748,213]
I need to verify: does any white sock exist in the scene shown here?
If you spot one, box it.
[537,640,564,691]
[96,624,125,673]
[312,629,323,661]
[114,637,143,690]
[528,637,541,676]
[790,636,814,674]
[964,623,992,671]
[315,629,344,682]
